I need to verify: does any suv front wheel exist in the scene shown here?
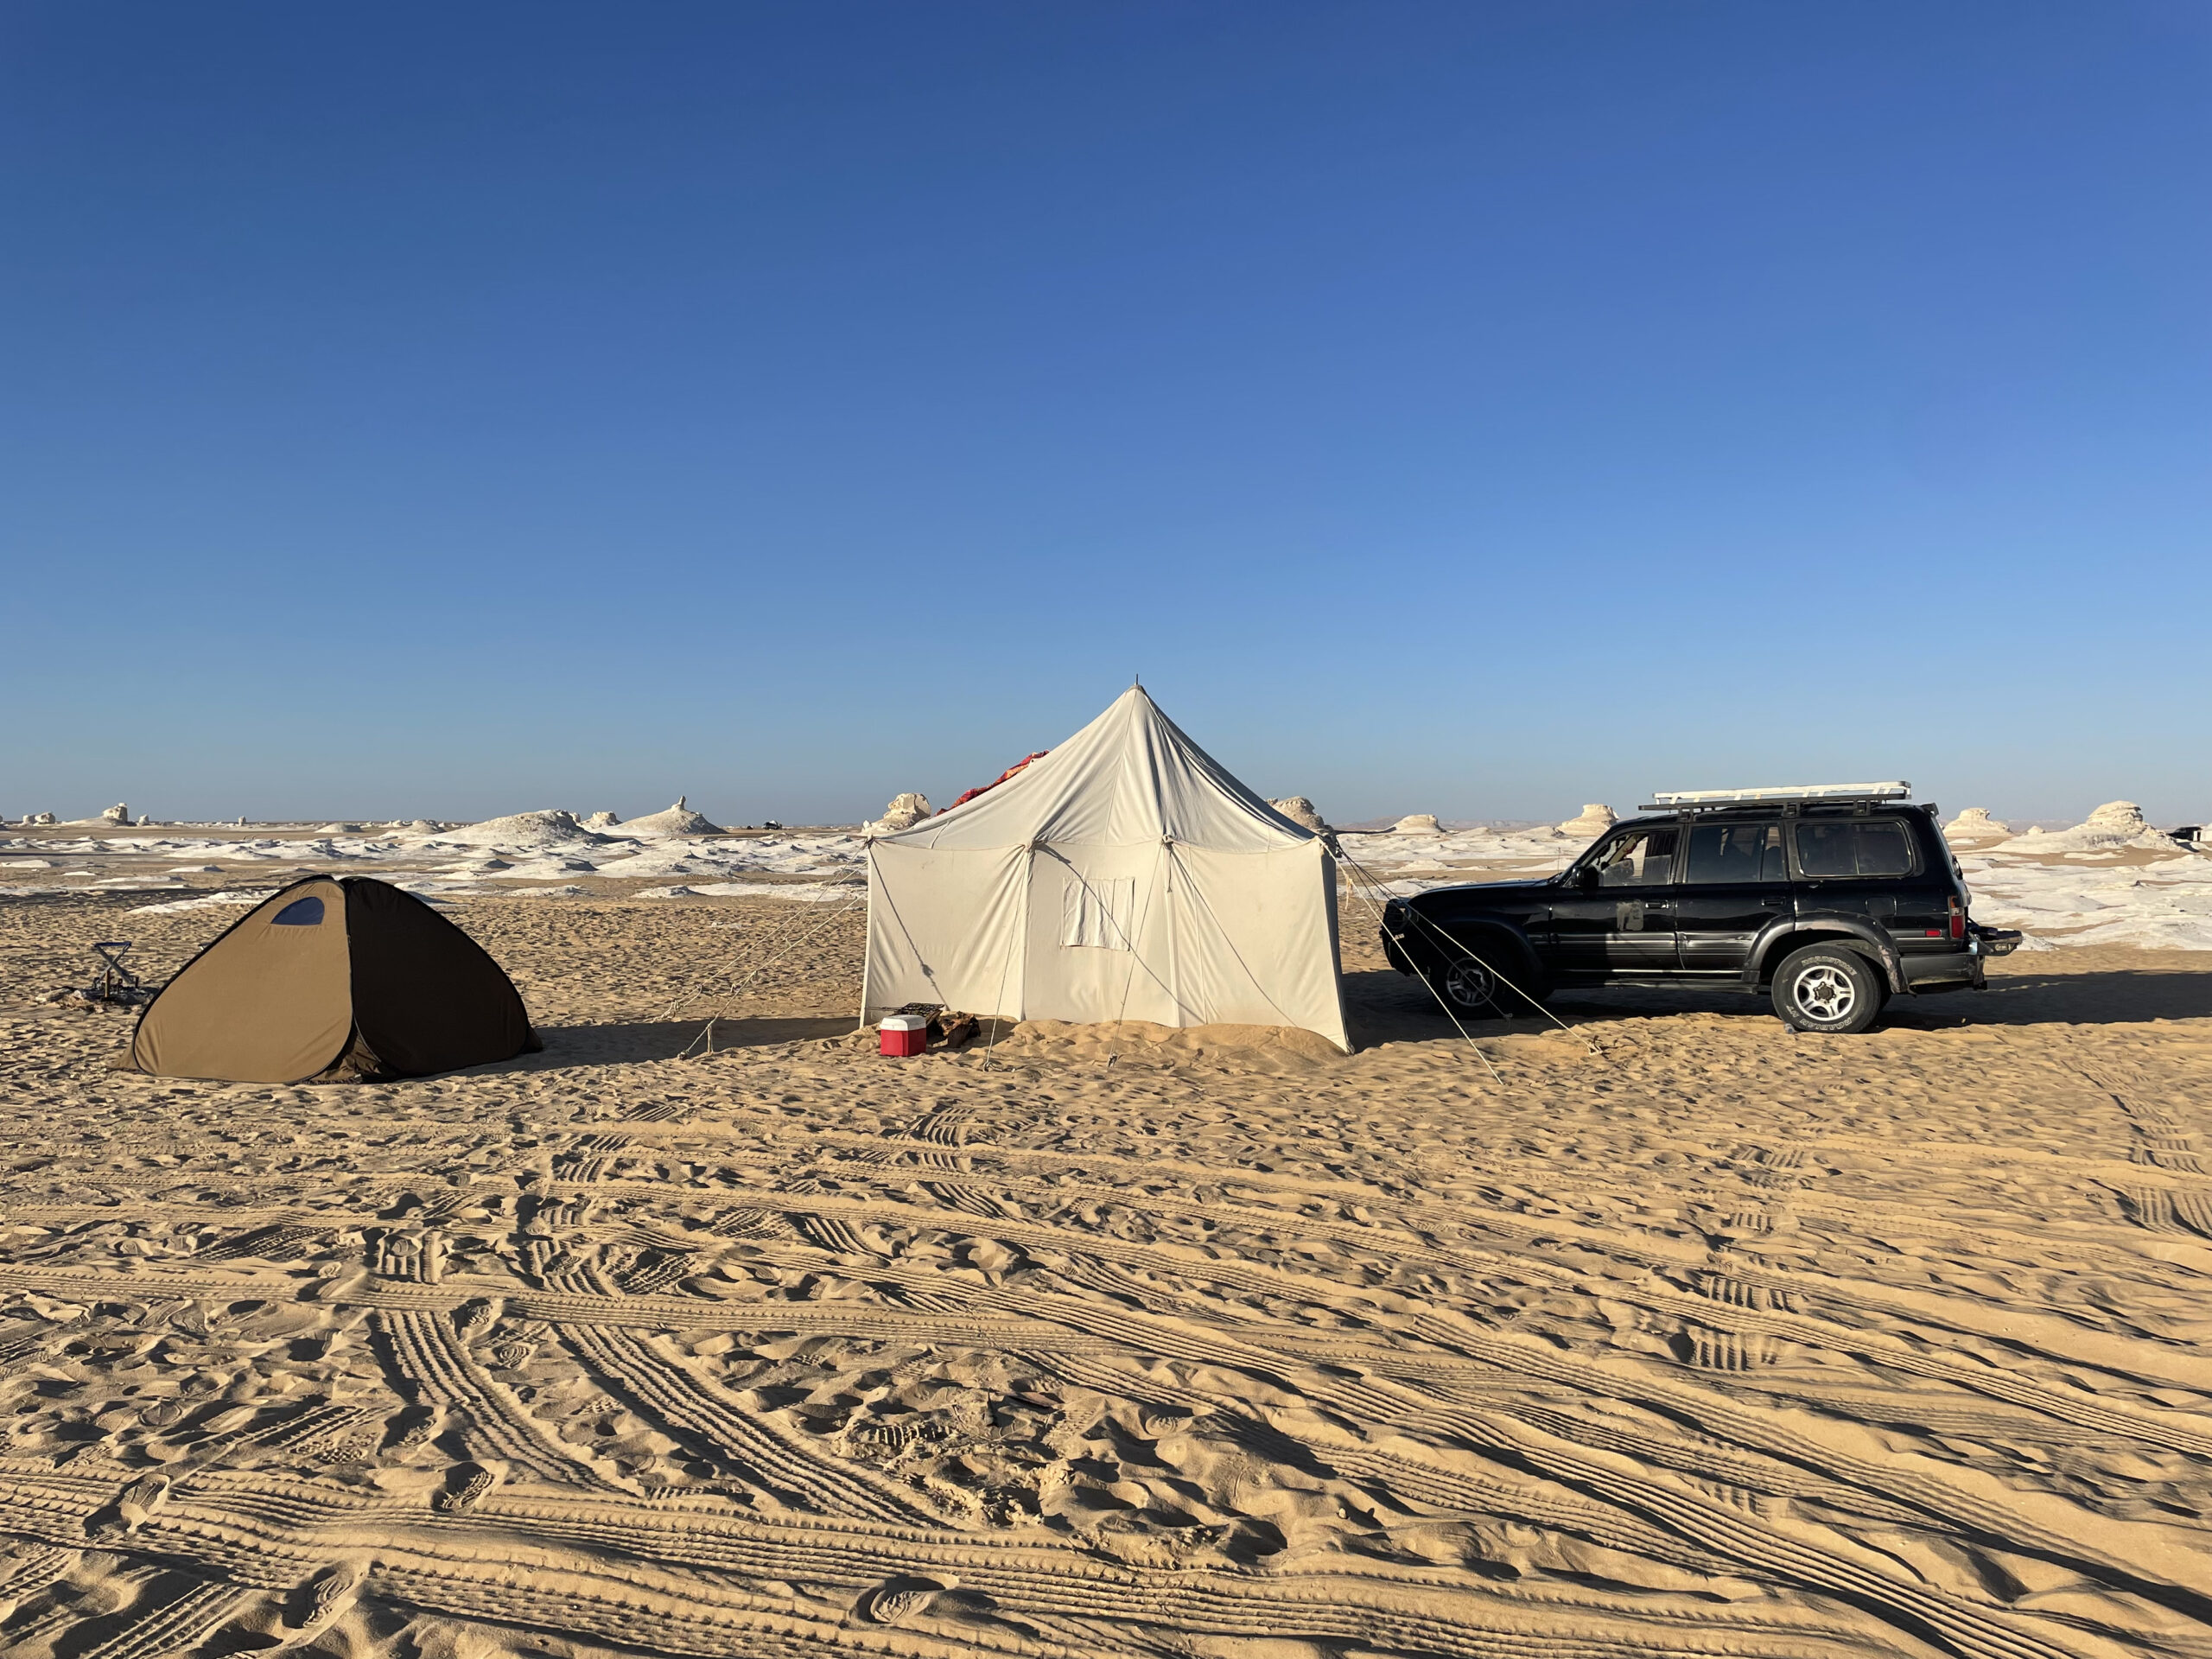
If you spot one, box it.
[1429,950,1547,1020]
[1771,944,1883,1034]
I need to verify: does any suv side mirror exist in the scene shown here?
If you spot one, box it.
[1578,867,1599,891]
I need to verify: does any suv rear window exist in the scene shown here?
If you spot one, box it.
[1686,823,1785,883]
[1796,820,1912,878]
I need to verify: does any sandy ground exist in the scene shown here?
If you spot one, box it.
[3,887,2211,1659]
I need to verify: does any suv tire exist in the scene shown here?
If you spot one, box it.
[1429,948,1546,1020]
[1771,944,1882,1034]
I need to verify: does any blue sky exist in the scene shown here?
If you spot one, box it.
[3,3,2206,826]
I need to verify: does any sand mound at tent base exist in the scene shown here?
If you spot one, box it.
[988,1018,1346,1065]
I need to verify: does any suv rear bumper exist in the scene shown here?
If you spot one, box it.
[1901,949,1985,993]
[1970,923,2022,957]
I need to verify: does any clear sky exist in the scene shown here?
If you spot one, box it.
[3,3,2207,828]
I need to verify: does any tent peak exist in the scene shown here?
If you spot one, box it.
[874,682,1312,853]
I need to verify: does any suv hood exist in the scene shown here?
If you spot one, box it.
[1406,879,1555,900]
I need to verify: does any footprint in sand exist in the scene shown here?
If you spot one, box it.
[855,1575,951,1626]
[432,1461,501,1514]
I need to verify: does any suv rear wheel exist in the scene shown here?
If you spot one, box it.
[1771,944,1882,1034]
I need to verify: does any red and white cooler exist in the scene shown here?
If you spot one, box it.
[879,1014,928,1058]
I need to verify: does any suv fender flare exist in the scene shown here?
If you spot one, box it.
[1746,915,1906,995]
[1397,912,1547,995]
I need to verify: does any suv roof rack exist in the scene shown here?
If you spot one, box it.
[1641,781,1912,810]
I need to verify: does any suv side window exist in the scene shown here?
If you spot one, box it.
[1595,826,1679,887]
[1685,822,1784,883]
[1796,820,1913,878]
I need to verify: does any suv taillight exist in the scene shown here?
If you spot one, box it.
[1948,894,1967,941]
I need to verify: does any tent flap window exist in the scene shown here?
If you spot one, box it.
[271,897,325,926]
[1060,878,1135,950]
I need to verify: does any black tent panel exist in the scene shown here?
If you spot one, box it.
[343,878,537,1077]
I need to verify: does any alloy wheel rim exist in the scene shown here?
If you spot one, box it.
[1793,963,1857,1023]
[1446,962,1492,1007]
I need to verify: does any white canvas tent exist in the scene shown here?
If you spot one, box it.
[862,687,1350,1052]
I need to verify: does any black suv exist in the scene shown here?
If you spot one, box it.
[1377,785,2020,1034]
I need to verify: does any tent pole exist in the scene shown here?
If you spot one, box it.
[979,843,1032,1071]
[855,843,875,1033]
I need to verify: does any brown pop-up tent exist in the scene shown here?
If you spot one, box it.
[129,876,539,1083]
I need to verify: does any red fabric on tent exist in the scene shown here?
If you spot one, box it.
[944,752,1049,812]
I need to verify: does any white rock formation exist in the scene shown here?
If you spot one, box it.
[429,810,608,849]
[1994,801,2178,855]
[1942,807,2011,839]
[1557,804,1617,838]
[582,810,620,830]
[864,792,934,836]
[23,812,56,826]
[1392,813,1444,836]
[100,804,131,826]
[1268,797,1330,834]
[613,797,722,838]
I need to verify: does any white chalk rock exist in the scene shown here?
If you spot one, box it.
[1994,801,2177,855]
[614,796,722,838]
[1557,804,1617,838]
[432,810,609,849]
[1943,807,2010,839]
[1269,797,1330,834]
[100,804,131,825]
[22,811,56,826]
[864,792,934,836]
[581,810,620,830]
[1392,813,1444,836]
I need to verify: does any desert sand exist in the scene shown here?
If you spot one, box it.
[3,843,2212,1657]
